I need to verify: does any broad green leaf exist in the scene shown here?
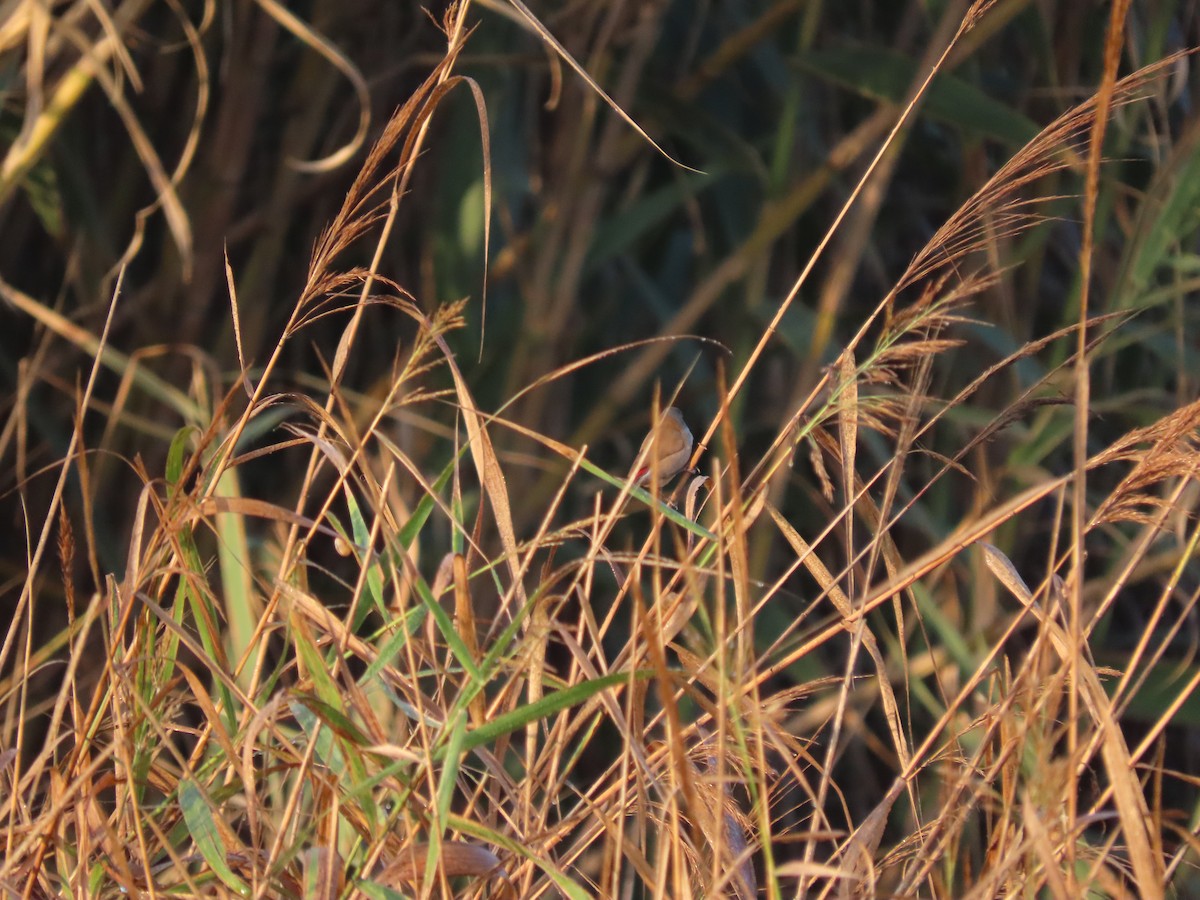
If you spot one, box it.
[294,693,372,746]
[213,465,257,696]
[291,617,342,710]
[451,670,652,756]
[354,882,408,900]
[1121,142,1200,307]
[343,486,386,625]
[796,47,1039,147]
[1102,656,1200,727]
[586,171,719,273]
[422,710,468,895]
[450,813,592,900]
[179,778,249,896]
[166,426,198,485]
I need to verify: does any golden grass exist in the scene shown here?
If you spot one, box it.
[2,1,1199,898]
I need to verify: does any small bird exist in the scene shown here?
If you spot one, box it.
[634,407,695,486]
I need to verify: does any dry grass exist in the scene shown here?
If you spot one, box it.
[2,1,1199,897]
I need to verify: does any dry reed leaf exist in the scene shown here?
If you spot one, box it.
[684,474,710,529]
[253,0,369,172]
[92,53,193,279]
[301,847,344,900]
[433,336,525,613]
[453,552,488,728]
[430,551,456,602]
[0,276,200,421]
[0,1,143,200]
[834,778,904,899]
[777,859,861,880]
[501,0,697,173]
[375,841,503,888]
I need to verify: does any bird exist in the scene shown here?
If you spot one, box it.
[634,407,695,486]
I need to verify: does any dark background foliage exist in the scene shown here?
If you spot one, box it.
[5,1,1196,581]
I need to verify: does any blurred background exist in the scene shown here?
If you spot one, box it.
[5,5,1196,555]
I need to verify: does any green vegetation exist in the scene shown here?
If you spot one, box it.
[2,0,1198,896]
